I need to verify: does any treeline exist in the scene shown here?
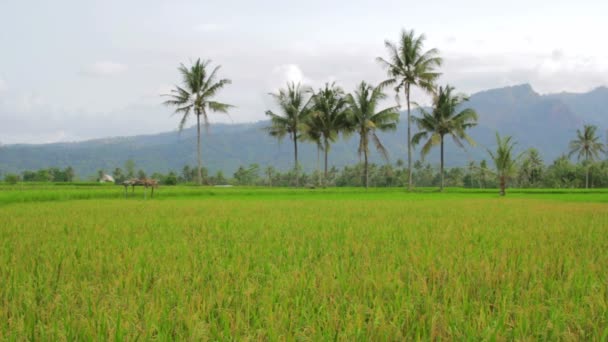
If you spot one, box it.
[3,167,76,184]
[223,153,608,188]
[6,151,607,189]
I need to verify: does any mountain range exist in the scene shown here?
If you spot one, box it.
[1,83,607,177]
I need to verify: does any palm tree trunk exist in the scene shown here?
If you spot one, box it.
[440,136,444,192]
[364,151,369,189]
[294,136,299,187]
[324,137,329,185]
[196,114,202,186]
[500,175,506,196]
[316,146,320,186]
[586,166,589,189]
[406,85,412,191]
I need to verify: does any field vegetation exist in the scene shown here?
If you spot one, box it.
[1,185,607,340]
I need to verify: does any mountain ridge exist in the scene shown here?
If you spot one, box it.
[1,83,607,177]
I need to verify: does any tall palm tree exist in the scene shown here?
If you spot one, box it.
[306,82,350,181]
[411,85,478,191]
[568,125,605,188]
[163,59,233,185]
[377,29,442,191]
[265,82,311,187]
[487,133,519,196]
[345,82,400,189]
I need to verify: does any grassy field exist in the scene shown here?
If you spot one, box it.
[1,185,607,340]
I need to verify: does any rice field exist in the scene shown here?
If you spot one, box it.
[1,185,607,340]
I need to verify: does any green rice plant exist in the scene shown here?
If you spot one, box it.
[0,187,607,339]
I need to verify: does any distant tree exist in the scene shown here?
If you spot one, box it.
[97,170,104,181]
[518,148,544,187]
[215,170,226,185]
[345,81,400,188]
[112,168,125,183]
[445,167,465,187]
[163,59,233,185]
[265,82,311,187]
[568,125,605,189]
[22,171,36,182]
[264,166,276,187]
[64,166,75,182]
[137,170,147,179]
[479,159,489,188]
[4,173,20,185]
[544,155,578,188]
[306,82,350,181]
[125,159,136,179]
[464,161,477,188]
[396,159,405,168]
[233,164,260,186]
[377,29,442,190]
[487,133,519,196]
[182,165,192,183]
[165,171,178,185]
[412,85,478,191]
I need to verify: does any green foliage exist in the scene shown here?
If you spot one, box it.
[304,82,350,180]
[164,171,178,185]
[412,85,478,190]
[163,58,233,185]
[265,82,312,185]
[4,173,20,185]
[233,164,260,186]
[377,28,443,189]
[568,125,605,162]
[21,167,78,183]
[568,125,606,188]
[345,82,400,188]
[487,133,519,196]
[517,148,544,187]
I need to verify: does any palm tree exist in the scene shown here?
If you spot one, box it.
[487,133,519,196]
[163,59,233,185]
[411,85,478,191]
[568,125,605,189]
[265,82,311,187]
[377,29,442,191]
[305,82,350,182]
[519,148,544,187]
[345,82,400,189]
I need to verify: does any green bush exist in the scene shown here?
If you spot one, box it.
[164,172,178,185]
[4,174,20,185]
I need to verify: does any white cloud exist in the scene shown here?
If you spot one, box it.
[0,79,7,93]
[269,64,309,90]
[195,23,222,33]
[82,61,128,76]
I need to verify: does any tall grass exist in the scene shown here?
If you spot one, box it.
[0,189,607,339]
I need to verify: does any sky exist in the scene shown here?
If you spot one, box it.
[1,0,607,144]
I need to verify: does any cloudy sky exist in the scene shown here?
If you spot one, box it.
[1,0,607,144]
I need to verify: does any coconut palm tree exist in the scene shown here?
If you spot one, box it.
[163,59,233,185]
[377,29,442,191]
[411,85,478,191]
[487,133,519,196]
[345,82,400,189]
[568,124,605,188]
[305,83,350,182]
[265,82,311,187]
[518,148,544,187]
